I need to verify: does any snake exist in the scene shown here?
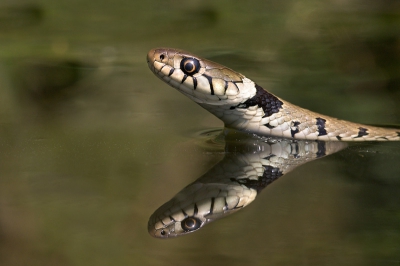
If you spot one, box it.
[147,48,400,141]
[148,130,347,238]
[146,48,399,238]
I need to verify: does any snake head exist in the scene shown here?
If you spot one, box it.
[147,48,257,105]
[148,182,257,238]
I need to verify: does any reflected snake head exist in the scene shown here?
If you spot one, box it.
[148,182,257,238]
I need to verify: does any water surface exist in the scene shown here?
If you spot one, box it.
[0,0,399,265]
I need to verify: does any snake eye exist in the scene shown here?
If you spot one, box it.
[181,217,202,231]
[180,58,200,75]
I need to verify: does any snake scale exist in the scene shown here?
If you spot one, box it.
[147,48,400,141]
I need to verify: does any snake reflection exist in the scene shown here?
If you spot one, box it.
[148,130,347,238]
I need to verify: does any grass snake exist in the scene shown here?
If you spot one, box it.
[147,48,399,141]
[146,48,399,238]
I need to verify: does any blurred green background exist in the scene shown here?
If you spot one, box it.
[0,0,399,265]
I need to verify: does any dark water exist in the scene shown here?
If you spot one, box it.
[0,0,399,265]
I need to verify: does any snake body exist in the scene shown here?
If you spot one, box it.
[147,48,400,141]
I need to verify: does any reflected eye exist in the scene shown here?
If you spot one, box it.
[181,217,202,231]
[180,58,200,75]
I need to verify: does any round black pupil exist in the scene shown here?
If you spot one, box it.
[185,62,194,72]
[160,54,165,60]
[160,230,165,235]
[185,218,196,228]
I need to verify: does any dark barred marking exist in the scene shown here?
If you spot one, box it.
[336,135,342,140]
[193,204,198,215]
[316,117,327,136]
[356,127,369,138]
[209,197,215,214]
[181,74,187,83]
[224,198,229,210]
[224,81,228,93]
[193,77,197,90]
[397,132,400,136]
[231,165,283,193]
[168,68,174,77]
[182,209,188,218]
[265,123,275,129]
[263,154,275,160]
[290,142,300,158]
[159,65,166,72]
[232,81,241,90]
[169,215,176,222]
[316,141,326,158]
[290,121,300,138]
[203,74,214,95]
[230,84,283,117]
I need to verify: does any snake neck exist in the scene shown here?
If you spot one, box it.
[199,83,282,129]
[199,83,400,141]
